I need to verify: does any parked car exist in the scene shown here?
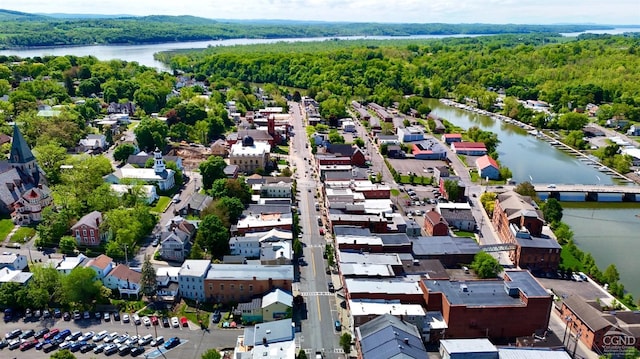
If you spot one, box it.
[20,339,39,351]
[138,334,153,346]
[133,313,141,325]
[54,329,71,341]
[142,316,151,326]
[103,343,118,355]
[93,343,106,353]
[80,343,96,353]
[328,282,335,293]
[151,315,159,326]
[83,311,90,320]
[5,328,22,339]
[334,320,341,331]
[150,336,164,347]
[164,337,180,349]
[131,346,145,356]
[70,341,86,352]
[20,329,35,339]
[53,308,62,318]
[67,330,82,341]
[93,330,108,342]
[59,341,73,350]
[42,342,58,353]
[73,310,81,320]
[43,309,51,318]
[118,344,132,355]
[8,338,22,350]
[112,311,120,321]
[212,311,221,323]
[79,331,95,342]
[103,332,119,343]
[44,329,59,341]
[103,312,110,321]
[122,313,130,323]
[63,312,71,321]
[180,316,188,327]
[35,328,50,339]
[162,316,170,327]
[0,339,8,349]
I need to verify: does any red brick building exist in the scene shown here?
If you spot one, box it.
[491,191,561,272]
[424,209,449,236]
[203,264,293,304]
[71,211,106,247]
[421,270,552,341]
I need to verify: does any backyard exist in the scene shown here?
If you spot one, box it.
[151,196,171,213]
[0,218,14,241]
[10,226,36,243]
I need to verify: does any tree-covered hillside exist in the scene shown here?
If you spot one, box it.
[0,9,617,48]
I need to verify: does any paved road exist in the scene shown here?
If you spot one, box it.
[289,101,342,357]
[0,313,240,359]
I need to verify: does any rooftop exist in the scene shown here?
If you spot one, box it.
[338,251,402,266]
[85,254,112,270]
[440,338,497,354]
[205,264,293,281]
[411,236,480,256]
[345,278,423,295]
[357,314,427,359]
[179,260,211,277]
[243,318,294,346]
[106,264,141,283]
[424,270,550,307]
[349,300,426,317]
[340,263,395,277]
[262,289,293,308]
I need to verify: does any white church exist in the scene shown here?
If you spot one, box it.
[105,148,175,191]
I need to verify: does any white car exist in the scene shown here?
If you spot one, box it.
[139,334,153,346]
[142,316,151,326]
[103,332,119,343]
[93,330,109,342]
[150,336,164,347]
[122,314,130,323]
[133,313,141,325]
[79,331,95,342]
[171,316,180,328]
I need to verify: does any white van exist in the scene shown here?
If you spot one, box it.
[172,194,180,203]
[94,330,109,342]
[139,334,153,346]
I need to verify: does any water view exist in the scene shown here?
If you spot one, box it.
[426,98,640,298]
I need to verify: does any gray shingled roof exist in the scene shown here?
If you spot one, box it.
[9,125,35,164]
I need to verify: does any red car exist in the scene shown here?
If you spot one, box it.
[180,317,188,327]
[151,316,159,326]
[20,339,39,351]
[43,328,59,341]
[319,228,324,235]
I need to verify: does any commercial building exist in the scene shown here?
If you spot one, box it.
[204,264,293,303]
[491,191,561,272]
[476,155,501,180]
[421,270,553,341]
[178,260,211,301]
[451,142,488,156]
[397,126,425,143]
[229,136,271,174]
[424,209,449,236]
[437,203,476,231]
[345,278,424,304]
[411,235,480,268]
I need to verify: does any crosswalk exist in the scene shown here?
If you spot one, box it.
[302,348,345,354]
[299,291,334,297]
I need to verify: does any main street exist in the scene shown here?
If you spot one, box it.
[288,102,342,357]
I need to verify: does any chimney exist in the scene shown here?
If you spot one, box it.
[95,216,100,227]
[262,337,267,345]
[403,338,409,345]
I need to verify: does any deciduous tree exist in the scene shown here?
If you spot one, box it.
[471,251,502,278]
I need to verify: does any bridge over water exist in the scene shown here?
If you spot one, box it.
[533,184,640,202]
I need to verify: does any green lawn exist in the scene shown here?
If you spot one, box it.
[10,227,36,243]
[151,196,171,213]
[453,230,476,238]
[399,175,431,185]
[176,303,210,326]
[560,245,584,272]
[274,145,290,155]
[0,219,14,241]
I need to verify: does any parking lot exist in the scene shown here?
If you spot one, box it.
[387,158,447,179]
[0,312,240,358]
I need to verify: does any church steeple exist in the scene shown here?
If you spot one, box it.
[10,124,35,164]
[153,147,166,174]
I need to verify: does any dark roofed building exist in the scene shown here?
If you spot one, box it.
[424,209,449,236]
[356,313,427,359]
[560,296,626,352]
[178,192,213,217]
[411,235,479,267]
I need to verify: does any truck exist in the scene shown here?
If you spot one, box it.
[315,351,324,359]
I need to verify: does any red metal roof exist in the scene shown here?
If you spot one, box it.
[476,155,499,169]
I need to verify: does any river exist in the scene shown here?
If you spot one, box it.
[1,27,639,296]
[425,98,640,299]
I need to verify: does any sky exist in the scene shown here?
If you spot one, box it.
[4,0,640,25]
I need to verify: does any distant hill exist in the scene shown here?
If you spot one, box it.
[0,9,48,21]
[36,13,135,19]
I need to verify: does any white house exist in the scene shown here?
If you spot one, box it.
[156,266,180,302]
[178,260,211,301]
[0,267,32,284]
[110,184,159,205]
[0,253,28,271]
[84,254,114,281]
[55,254,89,275]
[341,120,356,132]
[104,264,142,298]
[79,134,107,151]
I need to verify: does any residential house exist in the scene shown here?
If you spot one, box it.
[210,139,229,157]
[0,253,27,271]
[424,209,449,236]
[437,203,476,231]
[204,264,293,303]
[356,314,428,359]
[156,267,180,302]
[107,102,135,115]
[421,270,553,341]
[235,205,292,235]
[110,184,158,205]
[260,241,292,265]
[71,211,106,247]
[237,298,263,323]
[229,228,292,258]
[84,254,114,281]
[55,254,89,275]
[233,319,295,359]
[104,264,141,298]
[224,165,239,179]
[342,120,356,132]
[476,155,500,180]
[78,134,107,152]
[451,142,487,155]
[177,192,213,217]
[261,289,293,322]
[0,267,32,285]
[160,220,196,262]
[178,260,211,301]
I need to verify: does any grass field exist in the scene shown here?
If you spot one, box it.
[560,245,584,272]
[453,230,476,238]
[152,196,171,213]
[0,219,14,241]
[10,227,36,243]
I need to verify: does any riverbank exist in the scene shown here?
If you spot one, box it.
[438,98,639,185]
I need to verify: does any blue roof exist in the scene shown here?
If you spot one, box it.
[358,314,427,359]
